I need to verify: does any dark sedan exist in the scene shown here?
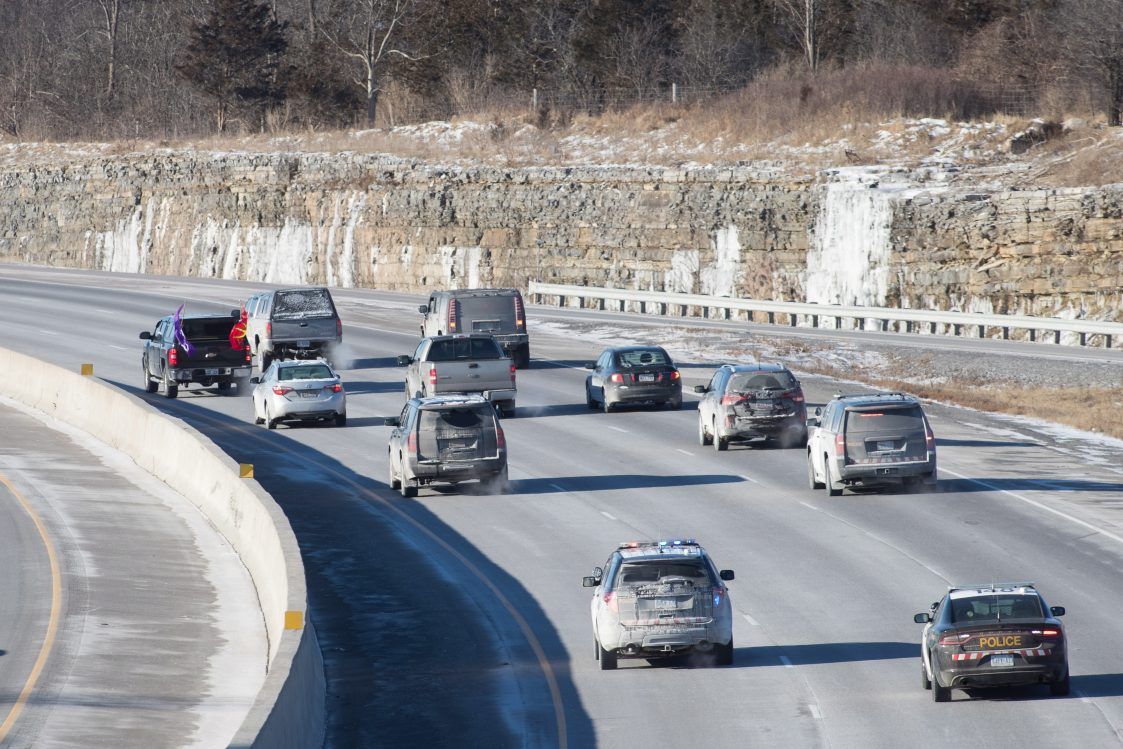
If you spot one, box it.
[585,346,682,412]
[915,583,1069,702]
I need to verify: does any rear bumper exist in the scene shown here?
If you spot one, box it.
[409,455,507,483]
[274,392,346,418]
[269,338,341,356]
[936,657,1067,689]
[601,623,730,657]
[606,383,682,404]
[172,366,251,383]
[492,334,529,351]
[722,413,805,439]
[838,456,936,484]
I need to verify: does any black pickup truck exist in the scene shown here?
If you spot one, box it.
[140,311,252,398]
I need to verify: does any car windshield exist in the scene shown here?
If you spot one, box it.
[845,406,925,433]
[616,349,669,368]
[728,371,796,392]
[614,559,712,588]
[427,338,503,361]
[950,594,1043,623]
[277,364,334,381]
[272,289,335,320]
[420,406,492,430]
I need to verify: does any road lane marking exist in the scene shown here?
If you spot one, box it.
[108,344,128,351]
[808,704,822,719]
[676,449,693,456]
[942,467,1123,548]
[40,330,59,336]
[780,655,794,668]
[740,474,760,484]
[600,511,618,521]
[607,426,628,433]
[742,613,760,626]
[0,473,63,742]
[799,501,819,511]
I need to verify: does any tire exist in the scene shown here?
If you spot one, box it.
[401,479,418,498]
[783,427,808,449]
[698,417,712,446]
[713,420,727,451]
[1050,672,1070,697]
[501,405,516,418]
[163,369,178,399]
[234,377,251,395]
[714,639,734,666]
[598,641,618,671]
[586,383,598,410]
[388,453,401,490]
[808,452,824,489]
[667,396,682,410]
[265,404,277,430]
[515,343,531,370]
[143,362,158,394]
[260,351,273,373]
[335,412,347,427]
[602,395,613,414]
[933,681,951,702]
[921,660,932,690]
[253,397,264,425]
[825,456,843,497]
[216,381,231,392]
[486,466,510,495]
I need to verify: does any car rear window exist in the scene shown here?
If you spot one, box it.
[277,364,334,381]
[728,371,796,392]
[273,289,336,320]
[615,349,670,367]
[845,405,925,433]
[950,595,1043,623]
[456,296,516,322]
[613,560,712,588]
[420,406,493,430]
[427,338,503,361]
[182,318,236,340]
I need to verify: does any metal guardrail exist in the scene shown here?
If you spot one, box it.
[528,282,1123,348]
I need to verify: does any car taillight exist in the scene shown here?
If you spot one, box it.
[603,591,618,612]
[514,294,526,331]
[610,373,624,383]
[926,423,936,451]
[670,369,680,381]
[428,367,438,386]
[1034,628,1062,639]
[448,299,457,333]
[266,322,272,337]
[168,347,178,366]
[336,318,342,337]
[721,394,746,406]
[510,364,517,383]
[713,587,725,607]
[834,433,846,456]
[497,423,506,449]
[407,432,417,453]
[939,633,969,646]
[272,385,292,395]
[786,389,805,403]
[244,345,252,363]
[330,383,343,393]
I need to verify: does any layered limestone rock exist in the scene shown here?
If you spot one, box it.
[0,150,1120,321]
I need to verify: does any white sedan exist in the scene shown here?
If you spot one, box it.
[251,359,346,428]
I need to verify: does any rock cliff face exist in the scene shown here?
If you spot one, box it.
[1,151,1120,321]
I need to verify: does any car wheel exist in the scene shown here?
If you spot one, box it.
[713,420,727,451]
[216,381,231,392]
[253,397,264,425]
[265,404,277,430]
[401,479,418,498]
[825,456,843,497]
[143,362,158,394]
[602,396,613,414]
[714,639,734,666]
[698,417,712,446]
[598,641,618,671]
[807,452,824,489]
[921,660,932,690]
[501,405,516,418]
[234,377,251,395]
[515,343,531,370]
[260,352,273,372]
[1050,672,1070,697]
[933,681,951,702]
[486,466,509,495]
[163,369,178,399]
[667,396,682,410]
[388,452,401,490]
[335,412,347,427]
[586,383,598,410]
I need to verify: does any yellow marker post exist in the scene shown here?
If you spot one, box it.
[80,363,94,376]
[284,611,304,630]
[239,463,254,479]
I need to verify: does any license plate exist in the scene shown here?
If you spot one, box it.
[205,368,220,376]
[300,391,317,399]
[297,339,310,348]
[990,654,1015,668]
[876,440,896,451]
[639,373,656,382]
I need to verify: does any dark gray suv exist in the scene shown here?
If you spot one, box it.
[806,393,936,495]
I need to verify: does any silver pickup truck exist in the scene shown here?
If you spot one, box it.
[397,334,517,416]
[244,287,342,370]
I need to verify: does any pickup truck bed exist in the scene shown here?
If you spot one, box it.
[400,335,517,416]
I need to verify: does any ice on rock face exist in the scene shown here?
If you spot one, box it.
[700,224,741,297]
[806,171,894,308]
[667,249,699,293]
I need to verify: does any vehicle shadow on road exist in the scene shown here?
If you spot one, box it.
[340,380,405,395]
[112,379,596,749]
[512,474,745,494]
[347,356,400,370]
[740,642,917,667]
[939,478,1123,493]
[1070,673,1123,698]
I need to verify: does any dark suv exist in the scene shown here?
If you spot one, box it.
[807,392,936,495]
[694,364,807,450]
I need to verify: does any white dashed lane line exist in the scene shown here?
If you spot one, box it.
[740,474,760,484]
[780,655,794,668]
[607,426,629,434]
[808,704,822,719]
[741,613,760,626]
[676,449,693,457]
[600,511,618,521]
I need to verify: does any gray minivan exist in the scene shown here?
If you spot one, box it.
[419,289,530,368]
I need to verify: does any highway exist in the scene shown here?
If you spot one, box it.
[4,263,1123,748]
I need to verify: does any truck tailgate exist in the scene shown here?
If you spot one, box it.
[427,360,513,394]
[181,342,247,368]
[271,318,337,343]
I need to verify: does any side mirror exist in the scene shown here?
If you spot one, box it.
[584,362,596,370]
[719,569,735,581]
[250,376,261,384]
[914,613,932,624]
[384,417,401,427]
[582,576,599,587]
[693,385,707,393]
[814,406,822,416]
[396,355,412,366]
[139,331,152,340]
[806,418,820,428]
[418,304,429,314]
[231,308,241,318]
[1051,606,1065,617]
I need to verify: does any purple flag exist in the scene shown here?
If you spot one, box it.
[172,304,195,355]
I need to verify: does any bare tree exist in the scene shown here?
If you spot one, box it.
[317,0,433,126]
[1054,0,1123,125]
[94,0,123,99]
[771,0,823,72]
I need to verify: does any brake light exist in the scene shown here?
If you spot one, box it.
[721,394,746,406]
[168,347,178,366]
[926,423,936,451]
[610,373,624,383]
[330,383,342,393]
[787,389,805,403]
[603,591,618,612]
[272,385,292,395]
[670,369,680,381]
[244,345,252,363]
[448,299,457,333]
[496,423,506,449]
[266,322,272,338]
[939,633,970,646]
[428,367,438,386]
[713,587,725,607]
[510,364,517,383]
[1038,628,1062,639]
[336,318,342,337]
[407,432,417,453]
[514,294,526,331]
[834,433,845,456]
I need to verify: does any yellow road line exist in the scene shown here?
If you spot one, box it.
[0,472,63,741]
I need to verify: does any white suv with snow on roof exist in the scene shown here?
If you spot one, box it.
[583,540,735,670]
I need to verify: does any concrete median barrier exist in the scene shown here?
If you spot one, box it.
[0,346,324,749]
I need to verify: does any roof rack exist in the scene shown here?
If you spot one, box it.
[618,539,699,550]
[948,582,1037,592]
[835,392,911,400]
